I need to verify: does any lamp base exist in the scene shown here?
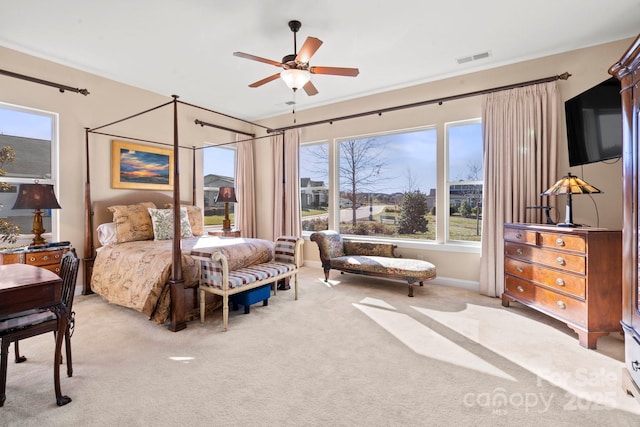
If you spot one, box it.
[30,209,48,246]
[556,222,580,228]
[222,219,231,231]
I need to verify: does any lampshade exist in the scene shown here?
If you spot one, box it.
[280,69,311,90]
[540,173,601,227]
[215,187,237,203]
[540,173,602,196]
[13,183,62,210]
[12,182,61,246]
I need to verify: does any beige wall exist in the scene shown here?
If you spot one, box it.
[0,36,632,288]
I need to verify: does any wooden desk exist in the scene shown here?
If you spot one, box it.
[0,264,71,406]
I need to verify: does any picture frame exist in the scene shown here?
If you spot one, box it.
[111,140,173,190]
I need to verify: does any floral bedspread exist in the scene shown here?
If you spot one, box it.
[91,236,274,324]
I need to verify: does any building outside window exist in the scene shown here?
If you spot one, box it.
[203,144,236,230]
[0,103,57,246]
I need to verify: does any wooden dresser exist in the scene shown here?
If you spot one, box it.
[502,223,621,349]
[0,244,71,274]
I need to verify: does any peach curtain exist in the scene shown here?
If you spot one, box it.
[236,134,256,237]
[479,81,560,296]
[271,129,302,239]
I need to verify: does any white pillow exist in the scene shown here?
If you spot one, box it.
[148,207,193,240]
[96,222,118,246]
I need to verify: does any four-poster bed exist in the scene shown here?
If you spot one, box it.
[82,96,276,331]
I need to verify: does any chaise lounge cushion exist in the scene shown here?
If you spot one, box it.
[329,255,436,281]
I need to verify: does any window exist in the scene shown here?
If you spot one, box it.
[0,103,57,245]
[300,141,329,232]
[203,144,236,230]
[337,129,437,239]
[446,120,483,242]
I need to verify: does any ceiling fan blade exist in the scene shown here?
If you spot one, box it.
[233,52,282,67]
[303,81,319,96]
[295,37,323,63]
[249,73,281,88]
[310,66,359,77]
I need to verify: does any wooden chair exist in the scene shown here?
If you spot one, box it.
[0,249,80,406]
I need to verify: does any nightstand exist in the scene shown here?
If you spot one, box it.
[208,229,241,237]
[0,243,72,275]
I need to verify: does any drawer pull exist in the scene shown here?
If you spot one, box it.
[54,254,61,259]
[556,238,565,247]
[556,301,566,309]
[29,256,36,262]
[556,257,566,266]
[515,233,522,239]
[516,248,523,255]
[517,285,524,293]
[42,255,50,261]
[555,278,565,286]
[516,266,523,273]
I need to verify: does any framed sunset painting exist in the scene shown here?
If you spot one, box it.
[111,140,173,190]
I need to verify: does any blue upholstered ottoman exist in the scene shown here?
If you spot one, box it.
[229,284,271,314]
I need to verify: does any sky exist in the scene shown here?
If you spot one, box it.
[300,122,483,195]
[0,107,52,140]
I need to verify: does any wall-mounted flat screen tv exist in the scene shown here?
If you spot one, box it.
[565,77,622,167]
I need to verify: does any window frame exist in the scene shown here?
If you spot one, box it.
[444,118,483,246]
[300,121,483,254]
[202,143,237,232]
[0,102,59,246]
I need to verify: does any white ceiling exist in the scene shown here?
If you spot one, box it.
[1,1,639,121]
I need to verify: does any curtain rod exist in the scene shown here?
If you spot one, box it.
[195,119,255,137]
[0,68,90,95]
[268,72,571,133]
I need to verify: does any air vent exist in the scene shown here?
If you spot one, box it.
[457,51,491,65]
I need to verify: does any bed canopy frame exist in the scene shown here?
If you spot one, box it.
[83,95,275,331]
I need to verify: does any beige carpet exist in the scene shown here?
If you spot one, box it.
[3,266,640,426]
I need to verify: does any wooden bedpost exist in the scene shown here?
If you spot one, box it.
[82,127,95,295]
[168,95,186,332]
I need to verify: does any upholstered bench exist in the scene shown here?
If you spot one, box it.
[310,230,436,297]
[192,236,304,331]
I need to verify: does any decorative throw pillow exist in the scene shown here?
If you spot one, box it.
[96,222,117,246]
[164,204,204,236]
[107,202,156,243]
[148,207,193,240]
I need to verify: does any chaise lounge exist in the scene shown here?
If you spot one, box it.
[310,230,436,297]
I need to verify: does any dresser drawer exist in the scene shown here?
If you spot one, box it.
[505,276,586,327]
[539,232,585,253]
[504,227,537,244]
[504,257,585,298]
[504,242,585,274]
[25,250,64,267]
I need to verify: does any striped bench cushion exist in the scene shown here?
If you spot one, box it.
[201,261,296,290]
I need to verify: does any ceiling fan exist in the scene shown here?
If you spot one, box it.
[233,20,359,96]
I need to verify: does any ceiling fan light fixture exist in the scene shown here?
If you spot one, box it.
[280,69,311,90]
